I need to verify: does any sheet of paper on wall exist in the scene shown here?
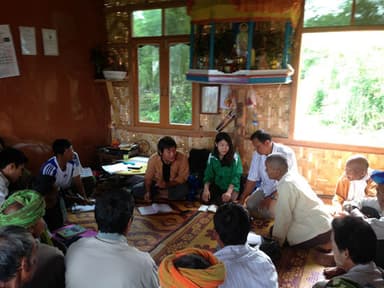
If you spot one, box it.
[19,26,37,55]
[0,24,20,78]
[42,28,59,56]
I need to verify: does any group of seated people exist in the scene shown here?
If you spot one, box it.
[1,131,384,287]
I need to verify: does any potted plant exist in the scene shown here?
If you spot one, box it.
[102,50,127,80]
[91,47,127,80]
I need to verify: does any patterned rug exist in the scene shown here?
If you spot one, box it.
[67,202,327,287]
[67,201,201,253]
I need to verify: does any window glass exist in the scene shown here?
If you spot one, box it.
[132,9,161,37]
[165,7,191,35]
[138,45,160,123]
[355,0,384,25]
[169,43,192,125]
[295,31,384,147]
[304,0,352,27]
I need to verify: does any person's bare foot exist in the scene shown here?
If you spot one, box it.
[323,266,346,279]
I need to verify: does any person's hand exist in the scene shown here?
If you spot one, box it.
[144,192,152,203]
[222,191,232,202]
[156,180,167,189]
[202,189,210,203]
[333,211,349,218]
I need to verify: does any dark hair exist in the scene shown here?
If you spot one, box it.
[250,130,272,143]
[173,254,211,269]
[213,132,235,167]
[0,147,28,170]
[265,153,288,172]
[95,188,134,234]
[214,202,250,246]
[0,226,35,282]
[33,174,55,196]
[157,136,177,154]
[52,139,72,155]
[332,216,376,264]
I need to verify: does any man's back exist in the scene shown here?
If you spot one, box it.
[215,244,278,288]
[65,236,159,288]
[273,171,332,246]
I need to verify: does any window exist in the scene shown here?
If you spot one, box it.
[295,0,384,147]
[132,6,192,128]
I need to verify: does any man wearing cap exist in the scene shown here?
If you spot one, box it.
[0,190,65,288]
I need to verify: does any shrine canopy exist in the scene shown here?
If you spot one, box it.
[186,0,303,27]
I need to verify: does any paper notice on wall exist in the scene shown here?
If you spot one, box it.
[0,24,20,78]
[42,28,59,56]
[19,26,37,55]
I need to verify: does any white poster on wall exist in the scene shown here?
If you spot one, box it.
[42,28,59,56]
[0,24,20,78]
[19,26,37,55]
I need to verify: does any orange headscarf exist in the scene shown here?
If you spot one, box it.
[159,247,225,288]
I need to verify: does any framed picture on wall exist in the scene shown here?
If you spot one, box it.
[201,84,220,114]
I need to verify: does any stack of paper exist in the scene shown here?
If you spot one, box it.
[101,163,127,174]
[198,204,218,213]
[137,203,173,216]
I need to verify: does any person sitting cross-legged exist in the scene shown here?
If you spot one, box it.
[213,202,278,288]
[313,216,384,288]
[332,155,377,214]
[202,132,243,205]
[159,247,225,288]
[239,130,298,219]
[132,136,189,202]
[65,187,159,288]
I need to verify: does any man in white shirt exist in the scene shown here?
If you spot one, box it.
[0,147,28,205]
[213,202,278,288]
[40,139,87,198]
[266,153,332,248]
[239,130,297,219]
[65,187,159,288]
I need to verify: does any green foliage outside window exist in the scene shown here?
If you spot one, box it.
[134,7,192,126]
[297,0,384,147]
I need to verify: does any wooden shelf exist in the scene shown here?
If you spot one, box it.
[186,67,294,85]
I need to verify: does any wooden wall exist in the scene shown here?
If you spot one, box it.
[0,0,110,173]
[110,82,384,199]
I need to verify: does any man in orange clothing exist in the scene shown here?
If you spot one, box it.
[332,155,376,213]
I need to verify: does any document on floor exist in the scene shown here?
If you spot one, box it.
[137,203,174,215]
[198,204,218,213]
